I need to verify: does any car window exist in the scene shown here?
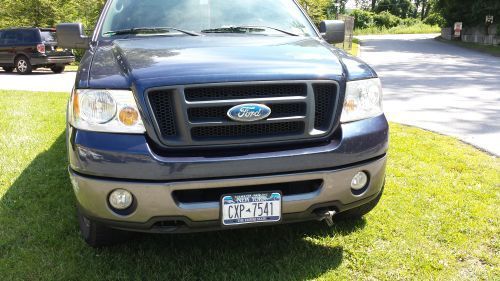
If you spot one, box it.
[3,30,18,45]
[40,31,57,42]
[101,0,316,37]
[20,30,38,43]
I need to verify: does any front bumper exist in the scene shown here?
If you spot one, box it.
[70,155,386,233]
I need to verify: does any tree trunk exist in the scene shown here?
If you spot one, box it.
[421,0,427,20]
[414,0,421,19]
[371,0,377,11]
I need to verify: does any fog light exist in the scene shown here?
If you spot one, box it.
[109,189,133,210]
[351,172,368,190]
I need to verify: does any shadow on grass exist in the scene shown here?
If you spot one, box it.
[0,133,366,280]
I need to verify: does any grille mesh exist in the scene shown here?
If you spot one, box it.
[188,103,307,122]
[191,122,304,140]
[148,91,177,137]
[313,84,336,130]
[185,84,307,101]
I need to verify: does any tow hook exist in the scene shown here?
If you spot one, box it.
[316,209,336,227]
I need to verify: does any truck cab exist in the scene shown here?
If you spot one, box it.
[58,0,388,247]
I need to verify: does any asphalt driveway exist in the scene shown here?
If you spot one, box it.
[358,34,500,156]
[0,69,76,92]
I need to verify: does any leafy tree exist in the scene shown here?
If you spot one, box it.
[0,0,105,29]
[297,0,332,23]
[435,0,500,26]
[375,0,415,18]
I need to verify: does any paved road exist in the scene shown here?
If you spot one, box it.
[358,34,500,156]
[0,69,76,92]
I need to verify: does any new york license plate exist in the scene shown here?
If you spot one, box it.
[221,192,282,226]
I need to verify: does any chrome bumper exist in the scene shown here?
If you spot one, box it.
[70,156,386,232]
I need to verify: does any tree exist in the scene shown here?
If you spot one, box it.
[0,0,106,29]
[436,0,500,26]
[375,0,415,18]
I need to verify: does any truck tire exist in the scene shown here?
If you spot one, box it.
[51,65,65,73]
[335,185,385,221]
[78,209,130,247]
[15,56,32,74]
[2,66,14,72]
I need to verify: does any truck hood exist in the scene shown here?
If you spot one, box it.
[86,36,356,89]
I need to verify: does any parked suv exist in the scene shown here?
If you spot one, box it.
[0,27,75,74]
[58,0,388,247]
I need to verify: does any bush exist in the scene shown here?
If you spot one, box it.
[350,9,375,29]
[423,13,446,27]
[401,18,420,27]
[373,11,402,28]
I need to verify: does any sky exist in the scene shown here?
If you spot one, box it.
[346,0,357,9]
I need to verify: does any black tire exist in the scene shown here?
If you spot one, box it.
[51,65,65,74]
[77,209,130,248]
[15,56,32,74]
[2,66,14,73]
[335,185,385,221]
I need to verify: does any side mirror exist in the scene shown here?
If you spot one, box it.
[56,23,90,49]
[319,20,345,44]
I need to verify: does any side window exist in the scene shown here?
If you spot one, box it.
[20,30,37,43]
[3,31,17,45]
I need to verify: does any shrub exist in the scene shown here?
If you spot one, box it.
[424,13,446,27]
[373,11,402,28]
[350,9,375,29]
[401,18,420,27]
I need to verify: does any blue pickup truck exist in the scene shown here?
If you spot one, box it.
[57,0,388,247]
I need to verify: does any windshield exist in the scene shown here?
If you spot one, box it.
[101,0,316,37]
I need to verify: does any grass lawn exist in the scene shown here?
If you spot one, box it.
[65,64,79,72]
[354,23,440,36]
[0,90,498,280]
[435,37,500,57]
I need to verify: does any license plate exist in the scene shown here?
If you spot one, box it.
[56,48,63,52]
[221,192,281,226]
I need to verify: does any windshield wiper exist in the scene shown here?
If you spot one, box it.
[104,27,200,36]
[201,25,299,36]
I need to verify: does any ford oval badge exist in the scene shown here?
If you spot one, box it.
[227,104,271,122]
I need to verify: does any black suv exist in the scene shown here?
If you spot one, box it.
[0,27,75,74]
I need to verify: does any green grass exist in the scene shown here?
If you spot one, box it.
[354,23,441,35]
[65,64,79,72]
[436,37,500,57]
[0,90,499,280]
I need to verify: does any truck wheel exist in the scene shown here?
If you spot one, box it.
[51,65,65,73]
[15,56,32,74]
[335,185,385,221]
[2,66,14,73]
[77,209,130,247]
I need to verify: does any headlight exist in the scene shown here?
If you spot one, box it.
[69,89,146,134]
[341,78,383,123]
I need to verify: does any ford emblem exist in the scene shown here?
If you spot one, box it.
[227,104,271,122]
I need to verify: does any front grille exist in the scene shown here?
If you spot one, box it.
[313,84,337,130]
[147,81,339,148]
[148,91,177,137]
[191,122,304,140]
[188,103,306,122]
[185,84,307,101]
